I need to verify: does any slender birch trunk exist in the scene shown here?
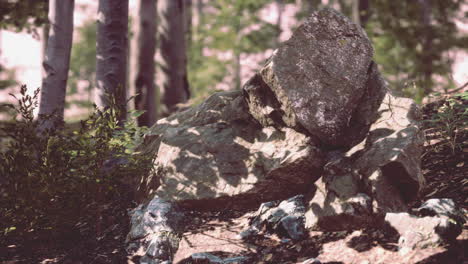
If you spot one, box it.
[38,0,74,131]
[96,0,129,122]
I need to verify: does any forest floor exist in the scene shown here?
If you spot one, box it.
[1,96,466,264]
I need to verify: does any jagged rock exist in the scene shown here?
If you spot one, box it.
[305,93,424,230]
[189,253,250,264]
[244,8,383,147]
[352,93,425,212]
[414,198,466,240]
[415,198,467,225]
[305,177,373,230]
[385,211,463,254]
[126,198,183,263]
[301,258,322,264]
[137,91,324,209]
[240,195,307,240]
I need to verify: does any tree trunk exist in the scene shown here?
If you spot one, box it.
[132,0,157,127]
[96,0,129,122]
[418,0,434,97]
[38,0,74,131]
[185,0,192,47]
[276,0,284,46]
[358,0,370,27]
[233,51,241,91]
[157,0,190,114]
[41,23,50,63]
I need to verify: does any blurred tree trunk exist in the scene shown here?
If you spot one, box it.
[40,23,50,63]
[358,0,370,27]
[96,0,129,122]
[185,0,192,47]
[276,0,284,46]
[418,0,434,97]
[133,0,157,127]
[351,0,360,24]
[157,0,190,114]
[195,0,204,27]
[38,0,74,131]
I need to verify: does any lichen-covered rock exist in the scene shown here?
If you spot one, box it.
[244,8,382,147]
[385,212,462,254]
[126,198,183,263]
[305,177,373,231]
[137,91,324,209]
[189,253,250,264]
[240,195,307,240]
[351,93,425,211]
[305,92,424,230]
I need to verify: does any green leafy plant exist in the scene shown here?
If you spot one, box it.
[0,85,154,241]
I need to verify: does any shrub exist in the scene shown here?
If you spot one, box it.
[0,85,153,240]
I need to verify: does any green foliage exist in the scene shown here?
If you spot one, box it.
[67,19,97,110]
[0,0,48,32]
[425,92,468,155]
[0,85,153,239]
[188,0,278,99]
[367,0,467,100]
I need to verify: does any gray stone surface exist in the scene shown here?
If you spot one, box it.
[137,91,324,208]
[190,253,250,264]
[244,8,381,147]
[305,92,424,230]
[126,198,183,263]
[240,195,307,240]
[385,212,463,254]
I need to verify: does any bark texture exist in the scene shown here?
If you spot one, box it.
[133,0,157,127]
[157,0,190,114]
[38,0,74,131]
[96,0,129,121]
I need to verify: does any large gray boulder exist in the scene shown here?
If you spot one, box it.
[137,91,324,209]
[244,8,383,147]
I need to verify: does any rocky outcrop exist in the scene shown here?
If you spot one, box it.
[137,91,324,209]
[305,93,425,230]
[129,8,428,263]
[244,8,382,147]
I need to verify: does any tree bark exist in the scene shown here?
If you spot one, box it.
[96,0,129,122]
[40,23,50,63]
[358,0,370,27]
[38,0,74,131]
[185,0,192,47]
[276,0,284,46]
[132,0,158,127]
[418,0,434,97]
[157,0,190,114]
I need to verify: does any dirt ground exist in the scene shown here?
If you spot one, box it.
[1,97,467,264]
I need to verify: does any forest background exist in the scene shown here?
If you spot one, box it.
[0,0,467,124]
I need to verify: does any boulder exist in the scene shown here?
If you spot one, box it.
[385,211,463,254]
[137,91,324,209]
[244,8,383,147]
[189,253,250,264]
[240,195,307,240]
[305,177,373,231]
[126,198,183,263]
[305,93,425,230]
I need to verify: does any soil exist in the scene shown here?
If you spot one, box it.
[1,96,467,264]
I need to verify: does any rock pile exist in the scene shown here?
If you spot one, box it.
[124,8,459,264]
